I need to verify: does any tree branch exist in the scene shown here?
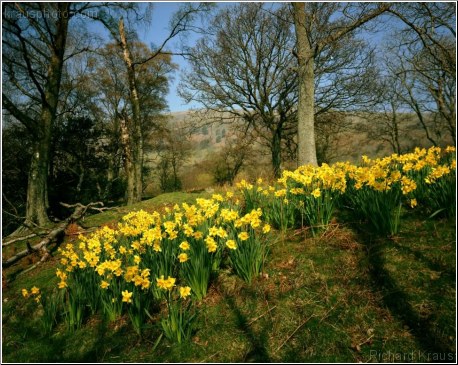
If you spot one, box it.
[2,94,38,133]
[318,3,391,52]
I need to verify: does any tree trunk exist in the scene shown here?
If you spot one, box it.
[293,2,318,167]
[26,133,51,226]
[271,127,282,178]
[25,4,70,226]
[391,102,401,154]
[119,18,143,204]
[120,117,136,204]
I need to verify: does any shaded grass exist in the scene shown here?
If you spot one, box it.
[2,193,456,363]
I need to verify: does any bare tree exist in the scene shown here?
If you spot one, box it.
[151,120,192,193]
[292,2,391,165]
[387,2,456,78]
[385,3,456,146]
[85,3,211,203]
[210,130,254,186]
[182,3,384,175]
[2,3,72,228]
[180,3,298,177]
[86,41,174,201]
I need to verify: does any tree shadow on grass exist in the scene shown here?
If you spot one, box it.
[362,233,455,361]
[222,293,272,363]
[390,240,455,278]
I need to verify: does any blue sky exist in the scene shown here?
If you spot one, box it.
[138,2,204,112]
[129,2,410,113]
[138,2,392,113]
[139,3,188,112]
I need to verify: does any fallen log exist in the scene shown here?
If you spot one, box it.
[2,202,102,269]
[2,232,50,247]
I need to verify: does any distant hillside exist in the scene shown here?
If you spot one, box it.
[142,109,453,194]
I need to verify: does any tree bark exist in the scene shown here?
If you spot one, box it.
[2,202,96,268]
[271,127,283,178]
[24,4,70,225]
[292,2,390,166]
[293,2,318,167]
[118,18,143,205]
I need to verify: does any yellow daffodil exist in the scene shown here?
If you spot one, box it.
[238,232,249,241]
[262,224,271,234]
[179,286,192,298]
[122,290,133,303]
[311,188,321,198]
[179,241,190,250]
[156,275,176,290]
[178,253,189,263]
[226,240,237,250]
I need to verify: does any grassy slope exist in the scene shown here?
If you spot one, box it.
[2,192,456,363]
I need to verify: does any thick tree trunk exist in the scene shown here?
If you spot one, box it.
[26,131,51,226]
[119,18,143,205]
[293,2,318,167]
[25,4,70,225]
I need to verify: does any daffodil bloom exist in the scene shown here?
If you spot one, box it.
[100,280,110,289]
[238,232,249,241]
[134,275,144,287]
[156,275,176,290]
[168,230,178,240]
[410,199,417,208]
[30,286,40,295]
[208,226,219,237]
[178,253,189,263]
[141,278,150,290]
[205,236,218,253]
[193,231,203,240]
[122,290,133,303]
[166,277,176,288]
[311,188,321,198]
[179,241,190,250]
[58,281,67,289]
[262,224,271,234]
[226,240,237,250]
[212,193,224,202]
[21,288,29,298]
[274,189,286,198]
[179,286,192,298]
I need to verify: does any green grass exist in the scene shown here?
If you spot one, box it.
[2,193,456,363]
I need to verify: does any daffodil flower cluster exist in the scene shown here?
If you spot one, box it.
[236,146,455,236]
[25,193,271,339]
